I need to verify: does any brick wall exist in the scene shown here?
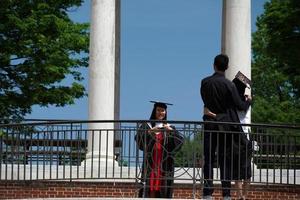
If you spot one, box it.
[0,181,299,200]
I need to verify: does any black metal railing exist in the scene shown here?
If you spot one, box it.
[0,120,299,190]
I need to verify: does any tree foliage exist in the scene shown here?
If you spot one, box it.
[0,0,89,122]
[175,132,202,167]
[252,0,300,124]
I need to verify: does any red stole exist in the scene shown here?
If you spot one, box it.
[149,131,164,191]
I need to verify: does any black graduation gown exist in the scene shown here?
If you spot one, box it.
[216,109,252,180]
[135,123,184,198]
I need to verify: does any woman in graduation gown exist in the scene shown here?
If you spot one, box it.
[135,101,184,198]
[231,72,253,200]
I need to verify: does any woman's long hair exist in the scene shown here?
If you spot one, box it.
[233,78,246,101]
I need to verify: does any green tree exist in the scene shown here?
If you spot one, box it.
[175,132,203,167]
[252,0,300,124]
[0,0,89,122]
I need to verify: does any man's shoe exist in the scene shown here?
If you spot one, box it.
[203,196,213,200]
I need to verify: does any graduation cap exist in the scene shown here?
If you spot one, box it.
[150,101,173,109]
[233,71,252,88]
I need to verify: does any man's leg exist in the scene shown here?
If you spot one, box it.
[203,129,217,197]
[218,132,232,198]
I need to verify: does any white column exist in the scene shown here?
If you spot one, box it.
[87,0,120,163]
[222,0,251,81]
[221,0,251,122]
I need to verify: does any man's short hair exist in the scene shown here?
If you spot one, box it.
[214,54,229,71]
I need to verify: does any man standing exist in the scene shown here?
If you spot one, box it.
[200,54,252,200]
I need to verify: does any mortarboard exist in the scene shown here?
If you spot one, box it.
[150,101,173,109]
[233,71,252,88]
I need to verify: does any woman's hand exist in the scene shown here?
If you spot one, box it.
[163,124,173,131]
[148,127,160,133]
[148,124,173,133]
[245,95,252,101]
